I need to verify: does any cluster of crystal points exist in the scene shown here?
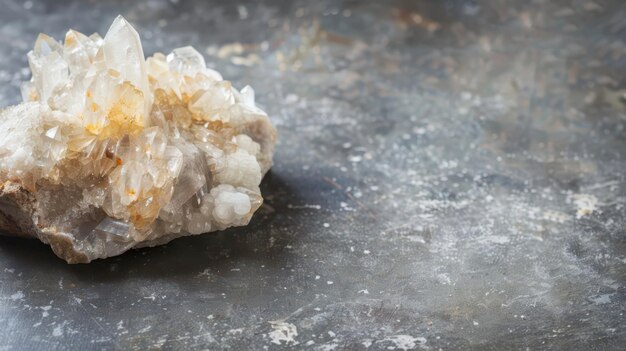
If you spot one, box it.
[0,16,276,262]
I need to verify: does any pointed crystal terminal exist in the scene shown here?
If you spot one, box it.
[167,46,207,76]
[239,85,255,107]
[102,15,152,117]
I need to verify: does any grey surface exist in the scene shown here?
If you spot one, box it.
[0,0,625,350]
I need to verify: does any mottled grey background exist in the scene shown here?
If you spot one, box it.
[0,0,625,350]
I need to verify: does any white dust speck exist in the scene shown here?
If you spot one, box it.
[153,335,167,348]
[358,289,369,294]
[328,331,336,337]
[52,324,63,337]
[143,293,156,301]
[10,291,24,300]
[481,235,510,244]
[138,326,151,333]
[323,223,330,228]
[227,328,244,335]
[327,281,334,285]
[379,335,427,350]
[568,194,599,219]
[287,204,321,210]
[317,343,338,350]
[589,293,614,305]
[41,305,51,318]
[285,94,299,104]
[414,127,426,135]
[363,250,371,254]
[542,210,571,223]
[268,321,298,345]
[437,273,452,285]
[473,321,479,326]
[583,180,619,191]
[237,5,248,19]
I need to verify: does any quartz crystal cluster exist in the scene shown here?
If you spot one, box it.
[0,16,277,263]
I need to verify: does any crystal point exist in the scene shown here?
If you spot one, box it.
[102,15,152,118]
[167,46,207,76]
[0,17,277,263]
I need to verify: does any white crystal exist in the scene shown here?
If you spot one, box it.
[27,34,69,105]
[239,85,255,107]
[188,81,235,119]
[102,15,152,118]
[211,184,252,225]
[167,46,207,76]
[0,16,277,263]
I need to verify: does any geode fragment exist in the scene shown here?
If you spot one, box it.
[0,16,277,263]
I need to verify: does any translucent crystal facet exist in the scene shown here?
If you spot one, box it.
[167,46,207,76]
[102,15,151,117]
[0,16,277,263]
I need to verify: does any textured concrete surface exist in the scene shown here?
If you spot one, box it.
[0,0,625,350]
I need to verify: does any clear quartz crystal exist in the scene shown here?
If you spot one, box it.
[102,16,152,117]
[162,142,209,213]
[188,81,236,119]
[0,16,277,263]
[239,85,255,107]
[167,46,207,76]
[94,217,132,242]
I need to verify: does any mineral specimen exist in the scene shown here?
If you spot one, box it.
[0,16,277,263]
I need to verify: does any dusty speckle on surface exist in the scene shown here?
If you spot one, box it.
[268,321,299,346]
[569,193,600,219]
[1,0,625,350]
